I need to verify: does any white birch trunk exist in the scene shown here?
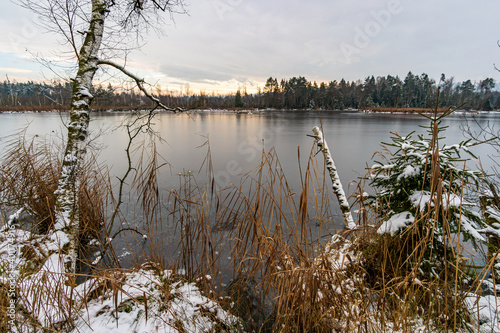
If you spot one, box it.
[312,126,356,230]
[53,0,107,273]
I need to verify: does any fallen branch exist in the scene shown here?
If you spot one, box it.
[312,126,356,230]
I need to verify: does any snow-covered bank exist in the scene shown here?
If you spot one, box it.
[72,265,242,333]
[0,222,242,332]
[1,214,499,332]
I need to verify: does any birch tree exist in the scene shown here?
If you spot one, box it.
[312,126,356,230]
[18,0,186,273]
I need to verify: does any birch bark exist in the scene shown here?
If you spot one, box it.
[53,0,107,273]
[312,126,356,230]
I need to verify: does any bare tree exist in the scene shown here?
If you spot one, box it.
[17,0,187,273]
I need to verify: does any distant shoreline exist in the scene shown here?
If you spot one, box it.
[1,106,499,114]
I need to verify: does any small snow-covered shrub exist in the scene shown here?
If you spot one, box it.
[359,112,497,330]
[368,115,485,267]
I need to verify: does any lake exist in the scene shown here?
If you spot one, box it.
[1,110,499,272]
[1,110,498,188]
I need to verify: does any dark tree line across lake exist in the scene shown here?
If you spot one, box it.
[1,72,498,111]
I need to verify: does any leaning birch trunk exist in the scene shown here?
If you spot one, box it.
[312,126,356,230]
[53,0,106,274]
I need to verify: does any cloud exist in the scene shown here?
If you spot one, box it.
[159,63,234,83]
[1,0,498,90]
[0,67,33,74]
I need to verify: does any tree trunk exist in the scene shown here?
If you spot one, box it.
[312,126,356,230]
[53,0,106,273]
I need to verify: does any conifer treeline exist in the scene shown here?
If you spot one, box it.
[1,72,498,111]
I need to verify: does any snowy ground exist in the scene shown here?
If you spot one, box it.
[0,209,241,332]
[71,266,242,333]
[0,212,498,332]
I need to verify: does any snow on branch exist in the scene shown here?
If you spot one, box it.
[312,126,356,230]
[97,59,182,112]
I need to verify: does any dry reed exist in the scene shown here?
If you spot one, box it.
[0,117,497,332]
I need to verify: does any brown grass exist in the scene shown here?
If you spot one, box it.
[0,129,106,244]
[128,135,480,331]
[0,119,496,332]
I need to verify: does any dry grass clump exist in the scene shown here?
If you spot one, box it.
[0,130,109,331]
[269,234,372,332]
[357,220,474,331]
[128,136,489,332]
[132,145,344,331]
[0,131,60,233]
[0,129,106,244]
[0,287,10,333]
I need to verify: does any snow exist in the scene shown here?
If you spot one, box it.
[91,251,101,265]
[0,228,70,273]
[442,143,461,151]
[479,225,500,239]
[0,225,242,332]
[371,163,395,170]
[78,87,94,98]
[409,190,475,212]
[54,210,71,231]
[72,100,88,108]
[397,165,420,180]
[458,214,486,242]
[317,235,365,303]
[118,250,131,258]
[466,294,500,332]
[401,142,417,150]
[322,235,362,272]
[7,207,24,226]
[1,223,499,332]
[71,267,242,333]
[48,230,71,250]
[63,153,78,163]
[88,238,99,246]
[486,205,500,223]
[377,211,415,236]
[410,191,432,211]
[17,253,72,326]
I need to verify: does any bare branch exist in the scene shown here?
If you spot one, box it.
[65,0,81,60]
[97,59,182,112]
[16,0,88,61]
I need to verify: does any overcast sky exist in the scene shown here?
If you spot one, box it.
[1,0,499,93]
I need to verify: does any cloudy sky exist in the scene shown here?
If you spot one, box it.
[0,0,499,93]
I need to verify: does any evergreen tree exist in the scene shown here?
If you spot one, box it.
[367,112,490,279]
[235,89,244,107]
